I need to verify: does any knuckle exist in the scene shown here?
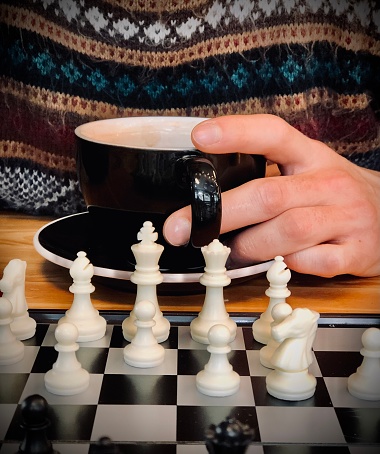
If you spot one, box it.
[280,210,311,241]
[265,115,292,145]
[321,168,356,194]
[320,252,347,277]
[253,179,288,217]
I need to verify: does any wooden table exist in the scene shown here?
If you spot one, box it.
[0,211,379,317]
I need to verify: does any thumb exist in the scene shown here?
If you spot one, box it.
[191,114,333,174]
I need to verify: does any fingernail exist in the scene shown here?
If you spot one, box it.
[192,120,222,146]
[164,217,191,246]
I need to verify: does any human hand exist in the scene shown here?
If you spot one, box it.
[163,115,380,277]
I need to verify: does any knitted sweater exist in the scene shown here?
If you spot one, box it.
[1,0,379,216]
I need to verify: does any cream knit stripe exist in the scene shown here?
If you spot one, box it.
[0,141,76,172]
[0,77,372,120]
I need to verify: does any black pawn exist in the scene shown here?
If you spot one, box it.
[205,417,254,454]
[18,394,59,454]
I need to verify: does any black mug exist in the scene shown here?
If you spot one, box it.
[75,117,265,273]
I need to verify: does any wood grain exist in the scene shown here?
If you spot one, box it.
[0,212,379,315]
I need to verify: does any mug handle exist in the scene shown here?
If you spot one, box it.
[179,155,222,248]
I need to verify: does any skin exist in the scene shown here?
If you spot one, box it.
[163,115,380,277]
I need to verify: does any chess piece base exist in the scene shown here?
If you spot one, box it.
[123,343,165,368]
[348,373,380,401]
[0,342,24,365]
[11,314,36,340]
[266,369,316,401]
[58,314,106,342]
[252,318,271,345]
[259,344,277,369]
[44,368,90,395]
[196,370,240,397]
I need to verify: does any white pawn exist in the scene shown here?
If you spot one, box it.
[348,327,380,401]
[0,259,36,340]
[252,256,291,345]
[0,296,25,365]
[59,251,106,342]
[122,221,170,343]
[190,239,236,345]
[44,322,90,395]
[196,324,240,397]
[123,300,165,368]
[260,302,293,369]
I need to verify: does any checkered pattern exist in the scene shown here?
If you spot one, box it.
[0,322,379,454]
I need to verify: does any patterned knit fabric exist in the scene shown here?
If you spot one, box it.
[1,0,379,216]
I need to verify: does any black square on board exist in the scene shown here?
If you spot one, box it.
[99,374,177,405]
[177,349,250,376]
[76,347,108,374]
[160,326,178,350]
[31,346,57,373]
[314,351,362,377]
[243,327,264,350]
[177,349,209,375]
[228,350,250,376]
[176,405,260,443]
[89,444,177,453]
[23,324,49,346]
[335,407,380,444]
[109,325,128,348]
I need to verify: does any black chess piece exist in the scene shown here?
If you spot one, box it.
[89,436,121,453]
[205,416,254,453]
[18,394,59,454]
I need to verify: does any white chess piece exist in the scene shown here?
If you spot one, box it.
[196,324,240,397]
[122,221,170,343]
[252,256,291,345]
[348,327,380,401]
[266,307,320,401]
[0,296,25,365]
[123,300,165,368]
[44,322,90,395]
[0,259,36,340]
[190,239,237,344]
[260,302,293,369]
[58,251,106,342]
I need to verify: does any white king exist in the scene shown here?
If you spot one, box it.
[130,221,164,286]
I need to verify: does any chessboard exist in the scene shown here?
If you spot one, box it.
[0,313,379,454]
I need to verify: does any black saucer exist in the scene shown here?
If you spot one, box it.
[33,212,272,293]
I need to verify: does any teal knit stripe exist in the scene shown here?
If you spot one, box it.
[1,29,379,110]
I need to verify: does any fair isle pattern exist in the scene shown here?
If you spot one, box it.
[3,33,378,110]
[0,163,85,215]
[0,140,76,173]
[1,77,373,122]
[28,0,380,43]
[0,0,379,215]
[2,6,379,68]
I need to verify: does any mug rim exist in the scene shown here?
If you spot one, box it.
[75,116,209,151]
